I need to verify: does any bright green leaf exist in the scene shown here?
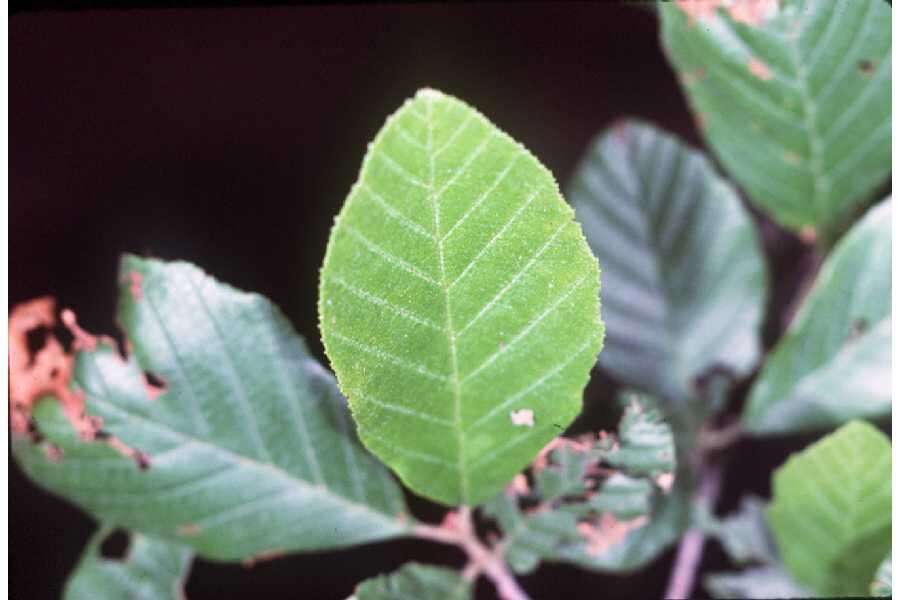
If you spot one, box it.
[319,88,603,506]
[352,563,471,600]
[660,0,891,231]
[568,119,765,403]
[767,420,891,596]
[871,551,891,597]
[64,528,192,600]
[705,566,813,599]
[13,255,410,561]
[743,198,891,434]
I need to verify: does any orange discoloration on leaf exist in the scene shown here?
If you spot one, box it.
[9,298,150,469]
[507,473,530,496]
[799,226,817,244]
[748,58,773,80]
[679,68,706,86]
[128,271,144,300]
[242,548,285,568]
[45,444,64,463]
[676,0,721,24]
[176,523,202,537]
[533,436,593,472]
[656,472,675,493]
[9,297,80,435]
[692,111,708,132]
[728,0,778,27]
[577,513,649,556]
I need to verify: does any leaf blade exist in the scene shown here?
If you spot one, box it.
[13,256,410,560]
[568,119,766,403]
[353,563,472,600]
[320,89,603,506]
[767,420,892,595]
[660,0,891,230]
[743,198,891,434]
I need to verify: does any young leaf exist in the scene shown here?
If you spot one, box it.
[351,563,472,600]
[767,420,891,596]
[743,198,891,434]
[13,256,410,561]
[704,566,813,600]
[701,496,777,566]
[64,528,192,600]
[871,552,891,597]
[483,395,685,573]
[319,88,603,506]
[568,119,765,403]
[660,0,891,231]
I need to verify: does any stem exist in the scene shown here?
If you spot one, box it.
[414,507,531,600]
[663,460,723,600]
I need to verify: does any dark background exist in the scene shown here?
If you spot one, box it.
[11,3,823,599]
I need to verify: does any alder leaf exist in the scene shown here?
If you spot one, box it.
[13,255,411,561]
[871,552,892,597]
[660,0,891,231]
[743,198,891,434]
[568,119,765,403]
[767,421,891,596]
[483,395,685,573]
[319,88,603,506]
[352,563,471,600]
[64,528,192,600]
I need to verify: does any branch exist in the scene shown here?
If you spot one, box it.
[663,460,724,599]
[414,507,531,600]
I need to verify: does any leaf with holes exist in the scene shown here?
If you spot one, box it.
[767,420,891,596]
[64,528,192,600]
[351,563,472,600]
[12,255,411,561]
[483,394,684,574]
[743,198,891,434]
[568,119,765,404]
[660,0,891,232]
[318,88,603,506]
[704,566,813,600]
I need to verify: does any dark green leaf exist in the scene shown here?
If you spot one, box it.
[64,528,192,600]
[13,256,410,561]
[743,198,891,434]
[660,0,891,230]
[568,119,765,403]
[352,563,471,600]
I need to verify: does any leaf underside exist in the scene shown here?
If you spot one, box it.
[319,88,603,506]
[568,119,765,403]
[871,551,892,597]
[64,529,192,600]
[352,563,472,600]
[704,566,813,600]
[13,256,410,561]
[767,420,891,596]
[660,0,891,230]
[743,198,891,434]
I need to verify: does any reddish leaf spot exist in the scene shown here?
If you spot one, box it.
[798,226,817,244]
[859,59,875,76]
[177,523,202,537]
[128,272,144,300]
[675,0,721,25]
[747,58,773,80]
[728,0,778,27]
[577,513,649,556]
[241,548,285,568]
[143,372,167,401]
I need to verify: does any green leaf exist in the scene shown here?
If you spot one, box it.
[660,0,891,231]
[568,119,765,403]
[483,395,685,573]
[352,563,471,600]
[871,551,891,597]
[704,566,813,599]
[319,88,603,506]
[64,528,192,600]
[601,397,676,478]
[743,198,891,434]
[767,420,891,596]
[701,496,777,566]
[13,256,410,561]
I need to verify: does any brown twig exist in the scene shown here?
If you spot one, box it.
[662,460,724,599]
[414,506,531,600]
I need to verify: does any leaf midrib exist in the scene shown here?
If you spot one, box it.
[423,93,469,503]
[82,377,407,533]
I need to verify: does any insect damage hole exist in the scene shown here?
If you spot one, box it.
[100,528,131,560]
[510,409,535,427]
